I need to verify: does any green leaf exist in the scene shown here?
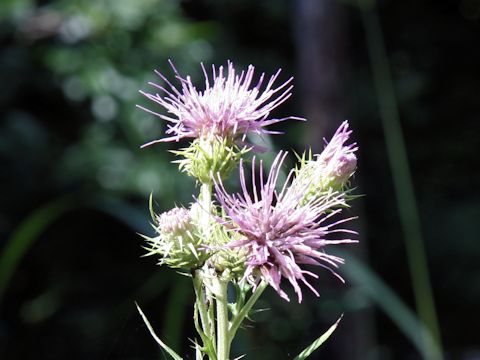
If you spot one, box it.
[293,315,343,360]
[135,302,183,360]
[293,314,343,360]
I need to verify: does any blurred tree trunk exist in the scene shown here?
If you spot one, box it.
[293,1,375,359]
[294,0,347,151]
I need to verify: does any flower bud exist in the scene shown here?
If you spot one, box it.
[292,121,357,205]
[317,147,357,190]
[332,153,357,180]
[144,206,208,270]
[158,207,193,235]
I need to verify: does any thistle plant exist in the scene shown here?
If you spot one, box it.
[137,61,358,360]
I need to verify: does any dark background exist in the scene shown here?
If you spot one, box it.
[1,0,479,359]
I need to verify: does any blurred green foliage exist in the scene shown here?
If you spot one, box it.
[0,0,217,358]
[1,0,221,206]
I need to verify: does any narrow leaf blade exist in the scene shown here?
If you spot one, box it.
[135,302,183,360]
[293,315,343,360]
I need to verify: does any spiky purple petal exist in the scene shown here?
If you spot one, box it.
[139,61,303,147]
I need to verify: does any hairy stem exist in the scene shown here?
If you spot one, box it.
[212,276,230,360]
[198,182,218,357]
[200,183,213,233]
[207,285,216,354]
[193,272,211,337]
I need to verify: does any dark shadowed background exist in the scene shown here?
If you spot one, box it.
[1,0,479,359]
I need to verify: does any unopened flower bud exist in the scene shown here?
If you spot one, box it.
[317,147,357,190]
[144,205,208,270]
[330,152,357,183]
[293,121,357,205]
[158,207,193,235]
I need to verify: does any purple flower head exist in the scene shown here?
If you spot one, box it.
[214,151,357,302]
[139,61,303,148]
[157,207,192,235]
[318,120,358,183]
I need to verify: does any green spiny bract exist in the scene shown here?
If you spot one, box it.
[205,219,247,278]
[171,137,251,184]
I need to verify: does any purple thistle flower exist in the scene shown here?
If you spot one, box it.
[214,151,357,302]
[138,61,303,148]
[319,120,358,183]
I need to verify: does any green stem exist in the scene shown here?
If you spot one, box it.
[228,282,267,339]
[207,286,216,354]
[200,183,213,231]
[196,182,218,358]
[212,277,230,360]
[193,272,211,337]
[193,272,218,359]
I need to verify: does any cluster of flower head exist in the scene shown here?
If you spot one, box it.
[140,61,358,302]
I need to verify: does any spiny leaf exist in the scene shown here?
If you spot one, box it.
[293,315,343,360]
